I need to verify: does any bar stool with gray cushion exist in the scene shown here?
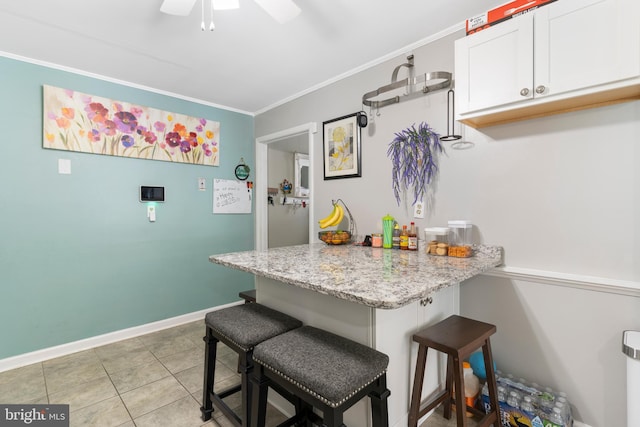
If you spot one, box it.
[200,303,303,426]
[251,325,391,427]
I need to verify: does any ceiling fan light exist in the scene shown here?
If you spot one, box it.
[254,0,301,24]
[214,0,239,10]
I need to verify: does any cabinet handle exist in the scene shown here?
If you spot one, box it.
[535,85,546,94]
[520,88,530,97]
[420,297,433,306]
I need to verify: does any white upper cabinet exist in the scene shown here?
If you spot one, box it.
[455,0,640,127]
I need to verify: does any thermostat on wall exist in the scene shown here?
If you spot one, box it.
[140,186,165,202]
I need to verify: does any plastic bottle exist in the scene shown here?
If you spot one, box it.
[521,395,545,427]
[400,225,409,250]
[382,214,395,249]
[392,223,401,249]
[507,390,521,409]
[547,407,565,427]
[408,222,418,250]
[463,361,480,417]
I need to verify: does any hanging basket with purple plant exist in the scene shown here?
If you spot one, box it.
[387,122,444,206]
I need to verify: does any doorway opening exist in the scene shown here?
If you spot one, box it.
[255,123,317,251]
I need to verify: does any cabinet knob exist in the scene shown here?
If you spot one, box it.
[520,88,530,97]
[535,85,546,94]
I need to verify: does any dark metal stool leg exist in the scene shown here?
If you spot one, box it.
[200,327,218,421]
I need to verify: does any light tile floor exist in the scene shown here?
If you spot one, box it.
[0,319,286,427]
[0,319,469,427]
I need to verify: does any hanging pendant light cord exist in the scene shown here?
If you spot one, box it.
[210,0,215,30]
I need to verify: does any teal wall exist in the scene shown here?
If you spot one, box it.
[0,56,255,359]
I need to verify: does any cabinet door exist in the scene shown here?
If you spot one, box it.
[455,13,534,115]
[534,0,640,97]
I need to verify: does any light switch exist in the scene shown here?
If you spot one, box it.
[198,178,206,191]
[58,159,71,174]
[147,205,156,222]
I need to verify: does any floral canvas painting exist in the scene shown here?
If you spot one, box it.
[43,85,219,166]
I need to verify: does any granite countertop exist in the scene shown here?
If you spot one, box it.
[209,243,503,309]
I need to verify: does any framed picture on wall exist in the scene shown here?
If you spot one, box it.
[322,112,361,180]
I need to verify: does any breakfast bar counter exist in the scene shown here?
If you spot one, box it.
[209,243,503,309]
[209,243,503,427]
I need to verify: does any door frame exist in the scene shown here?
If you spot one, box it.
[255,123,318,251]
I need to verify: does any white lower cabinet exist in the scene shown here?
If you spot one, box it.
[455,0,640,127]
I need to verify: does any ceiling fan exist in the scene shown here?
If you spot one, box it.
[160,0,301,24]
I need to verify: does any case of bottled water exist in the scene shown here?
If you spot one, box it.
[480,372,573,427]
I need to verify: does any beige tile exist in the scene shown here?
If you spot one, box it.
[108,360,171,394]
[0,363,46,403]
[70,395,131,427]
[175,365,205,395]
[216,350,240,371]
[49,375,118,411]
[144,334,200,359]
[120,376,189,418]
[134,395,204,427]
[159,346,204,374]
[100,347,157,375]
[94,337,146,360]
[44,358,108,395]
[43,350,101,372]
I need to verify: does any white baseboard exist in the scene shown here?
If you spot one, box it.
[0,301,242,373]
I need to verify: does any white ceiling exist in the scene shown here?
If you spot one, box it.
[0,0,504,114]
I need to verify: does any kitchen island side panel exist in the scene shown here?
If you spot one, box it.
[256,276,459,427]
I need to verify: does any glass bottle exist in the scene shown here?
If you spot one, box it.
[392,223,401,249]
[400,225,409,250]
[408,222,418,250]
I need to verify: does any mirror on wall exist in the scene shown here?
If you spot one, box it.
[294,152,310,197]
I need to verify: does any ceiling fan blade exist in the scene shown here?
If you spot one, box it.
[160,0,199,16]
[254,0,301,24]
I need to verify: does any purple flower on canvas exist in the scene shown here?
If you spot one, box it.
[179,140,191,153]
[113,111,138,134]
[154,121,166,132]
[121,135,134,148]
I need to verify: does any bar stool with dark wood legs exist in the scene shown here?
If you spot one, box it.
[200,303,302,427]
[409,315,500,427]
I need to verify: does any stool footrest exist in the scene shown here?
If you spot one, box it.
[414,389,450,420]
[217,383,241,399]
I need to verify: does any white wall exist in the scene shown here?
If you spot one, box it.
[255,29,640,427]
[268,147,309,248]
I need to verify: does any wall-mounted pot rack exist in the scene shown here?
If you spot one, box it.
[362,54,452,109]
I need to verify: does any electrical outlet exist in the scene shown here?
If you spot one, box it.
[413,200,425,219]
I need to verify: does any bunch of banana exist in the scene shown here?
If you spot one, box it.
[318,202,344,229]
